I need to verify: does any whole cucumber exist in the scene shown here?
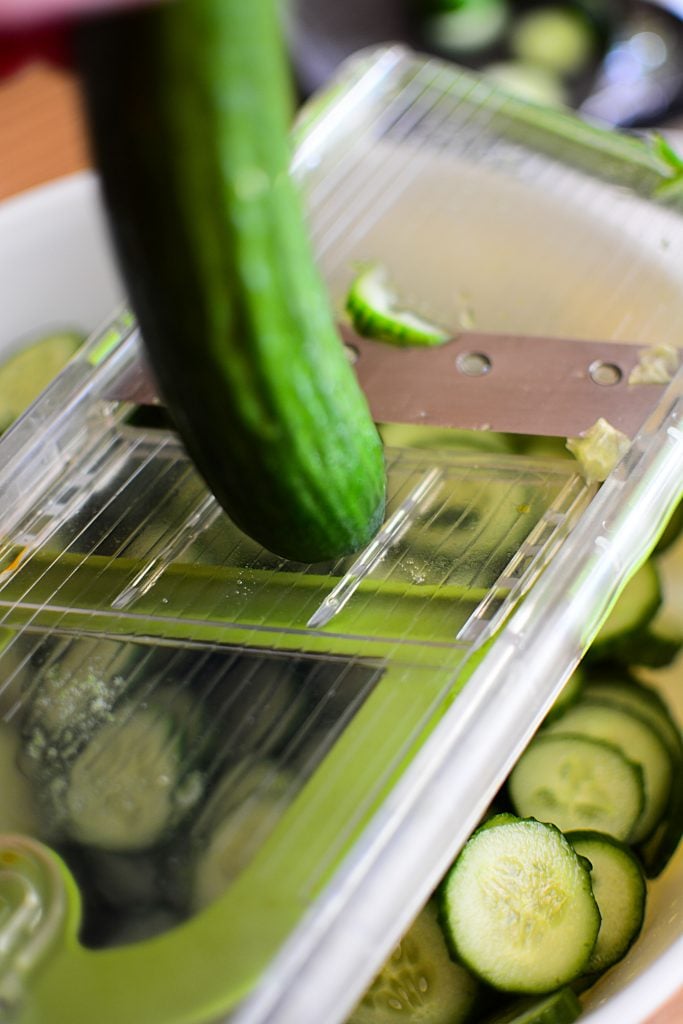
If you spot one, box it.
[76,0,386,562]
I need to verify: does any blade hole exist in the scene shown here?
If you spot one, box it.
[588,360,622,386]
[456,351,491,377]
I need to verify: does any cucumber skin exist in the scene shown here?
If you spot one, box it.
[76,0,386,562]
[565,830,647,975]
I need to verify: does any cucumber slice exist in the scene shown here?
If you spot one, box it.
[441,817,600,993]
[590,562,662,654]
[545,668,585,723]
[566,831,646,976]
[584,679,682,764]
[191,762,293,910]
[509,6,597,77]
[348,902,478,1023]
[508,733,644,840]
[636,772,683,879]
[346,264,448,348]
[420,0,509,58]
[480,987,582,1024]
[546,700,674,844]
[654,498,683,554]
[0,330,83,433]
[63,703,203,852]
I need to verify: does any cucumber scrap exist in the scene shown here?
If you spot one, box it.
[346,264,449,348]
[483,62,568,108]
[565,418,630,483]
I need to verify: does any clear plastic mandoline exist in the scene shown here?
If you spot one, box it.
[0,46,682,1024]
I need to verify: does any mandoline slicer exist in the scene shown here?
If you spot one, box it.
[0,47,682,1024]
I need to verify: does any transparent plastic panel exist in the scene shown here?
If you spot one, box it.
[295,49,683,349]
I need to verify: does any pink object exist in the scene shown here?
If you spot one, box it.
[0,0,146,29]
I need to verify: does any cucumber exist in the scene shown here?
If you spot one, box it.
[76,0,386,563]
[508,732,645,840]
[654,498,683,554]
[419,0,510,58]
[583,678,683,765]
[346,264,449,348]
[509,6,597,77]
[480,988,582,1024]
[61,702,204,852]
[0,330,83,433]
[546,700,674,844]
[348,902,478,1024]
[588,561,662,662]
[545,668,585,723]
[440,816,600,993]
[636,773,683,878]
[566,831,646,977]
[191,761,293,910]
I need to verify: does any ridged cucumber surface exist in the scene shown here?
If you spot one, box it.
[77,0,386,562]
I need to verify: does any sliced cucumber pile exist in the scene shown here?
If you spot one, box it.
[350,534,681,1022]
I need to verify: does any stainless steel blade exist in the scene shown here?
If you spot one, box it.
[341,324,672,438]
[109,326,673,438]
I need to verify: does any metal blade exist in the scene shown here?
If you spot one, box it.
[110,326,673,439]
[341,325,672,438]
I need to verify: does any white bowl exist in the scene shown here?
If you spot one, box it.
[0,170,680,1024]
[0,171,122,358]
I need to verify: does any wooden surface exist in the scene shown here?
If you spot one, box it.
[0,64,89,201]
[0,61,681,1024]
